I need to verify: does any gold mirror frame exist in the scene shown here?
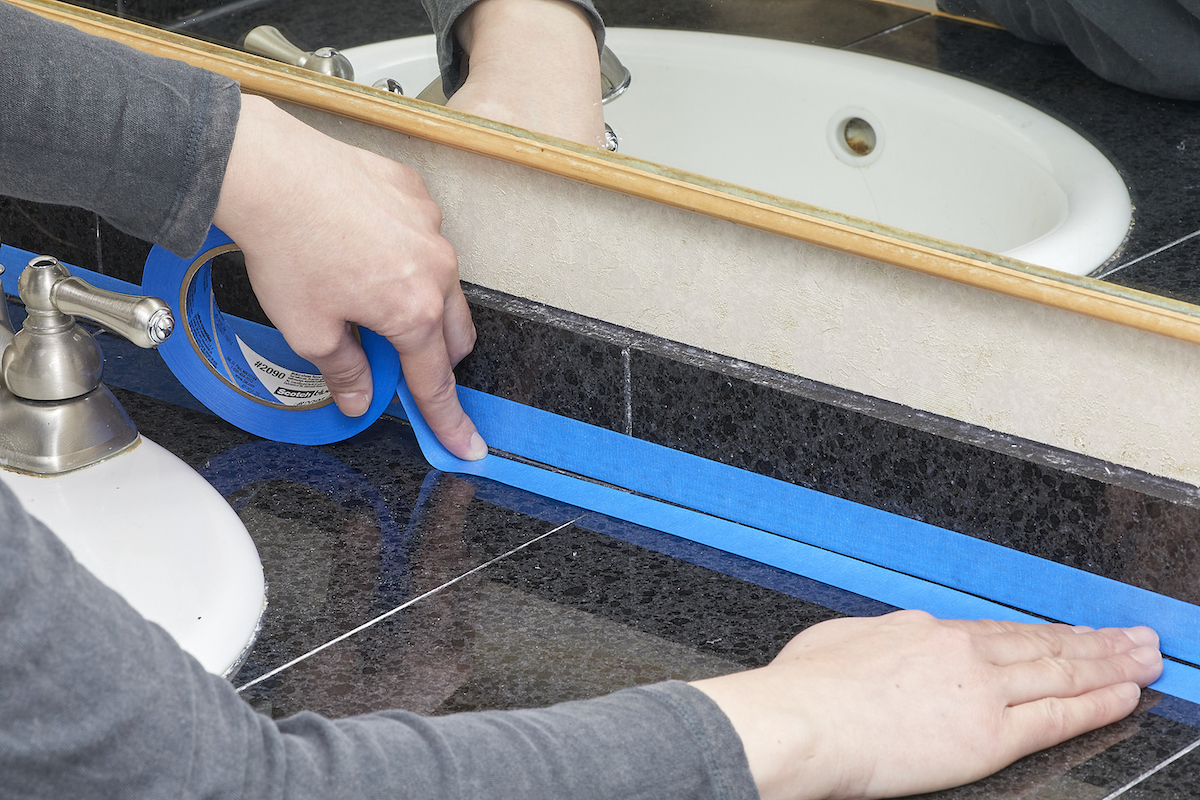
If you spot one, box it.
[17,0,1200,347]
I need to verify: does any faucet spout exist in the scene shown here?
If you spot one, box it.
[599,45,631,104]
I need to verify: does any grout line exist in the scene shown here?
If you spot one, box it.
[165,0,278,30]
[92,214,103,273]
[1093,228,1200,279]
[622,347,633,436]
[865,0,1006,28]
[235,516,584,693]
[1097,735,1200,799]
[841,14,933,50]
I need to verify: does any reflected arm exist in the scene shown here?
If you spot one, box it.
[421,0,607,147]
[948,0,1200,100]
[421,0,604,95]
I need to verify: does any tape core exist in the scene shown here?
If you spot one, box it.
[179,243,333,410]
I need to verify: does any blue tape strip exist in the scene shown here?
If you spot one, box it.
[456,388,1200,653]
[0,245,142,296]
[395,379,1200,703]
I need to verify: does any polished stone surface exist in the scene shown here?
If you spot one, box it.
[109,377,1200,799]
[459,285,1200,610]
[7,0,1200,796]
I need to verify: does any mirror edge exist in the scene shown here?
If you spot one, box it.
[15,0,1200,349]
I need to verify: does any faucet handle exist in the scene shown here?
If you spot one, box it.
[18,257,173,349]
[51,276,174,349]
[3,257,173,402]
[242,25,355,80]
[600,46,631,104]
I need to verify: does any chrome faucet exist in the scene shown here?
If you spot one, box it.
[0,254,174,475]
[599,45,631,104]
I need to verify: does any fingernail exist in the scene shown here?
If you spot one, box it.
[334,391,370,417]
[1130,646,1162,667]
[465,432,488,461]
[1115,682,1141,703]
[1125,626,1160,649]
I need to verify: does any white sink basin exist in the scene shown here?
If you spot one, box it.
[1,438,266,676]
[343,28,1131,276]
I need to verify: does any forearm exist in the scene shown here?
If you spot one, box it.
[0,477,755,799]
[0,2,240,257]
[421,0,604,96]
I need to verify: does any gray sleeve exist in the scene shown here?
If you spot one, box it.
[0,477,758,800]
[957,0,1200,100]
[420,0,605,96]
[0,2,240,257]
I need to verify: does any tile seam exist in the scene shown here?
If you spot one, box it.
[1094,228,1200,279]
[234,516,583,693]
[1097,734,1200,799]
[840,13,933,50]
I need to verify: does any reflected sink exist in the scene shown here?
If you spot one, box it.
[343,29,1132,276]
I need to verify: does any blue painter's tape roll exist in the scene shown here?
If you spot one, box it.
[142,227,399,445]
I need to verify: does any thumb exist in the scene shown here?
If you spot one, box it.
[304,324,374,417]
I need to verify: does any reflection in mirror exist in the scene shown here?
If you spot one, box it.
[64,0,1200,307]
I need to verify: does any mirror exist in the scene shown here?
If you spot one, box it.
[28,0,1200,331]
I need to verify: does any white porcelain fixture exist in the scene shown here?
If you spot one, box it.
[1,438,266,676]
[343,29,1131,276]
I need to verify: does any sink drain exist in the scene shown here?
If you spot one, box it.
[828,108,885,166]
[843,117,876,155]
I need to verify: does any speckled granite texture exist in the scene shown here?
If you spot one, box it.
[6,0,1200,796]
[103,380,1200,799]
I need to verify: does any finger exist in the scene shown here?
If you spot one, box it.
[286,322,375,417]
[999,645,1162,706]
[942,620,1157,666]
[394,317,487,461]
[442,285,477,367]
[1002,682,1144,759]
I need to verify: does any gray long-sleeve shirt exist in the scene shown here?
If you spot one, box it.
[0,1,240,256]
[0,481,756,799]
[940,0,1200,100]
[0,4,757,798]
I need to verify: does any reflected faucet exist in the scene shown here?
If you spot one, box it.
[242,25,355,80]
[599,45,631,104]
[243,25,628,151]
[242,25,631,105]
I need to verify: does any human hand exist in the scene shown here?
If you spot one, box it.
[691,610,1163,800]
[213,94,487,460]
[446,0,606,147]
